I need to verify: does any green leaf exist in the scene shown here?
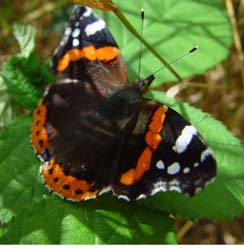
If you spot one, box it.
[0,1,240,244]
[13,23,36,58]
[0,116,43,225]
[100,0,232,84]
[0,196,176,244]
[0,75,21,130]
[141,91,244,221]
[2,55,47,110]
[1,22,55,110]
[0,116,176,244]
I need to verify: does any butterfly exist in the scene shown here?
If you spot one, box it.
[31,5,216,201]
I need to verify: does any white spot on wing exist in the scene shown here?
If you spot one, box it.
[72,28,80,38]
[169,186,181,192]
[37,154,44,163]
[43,161,49,167]
[60,27,71,47]
[53,47,58,55]
[167,162,181,175]
[151,179,181,195]
[83,7,92,17]
[156,160,165,170]
[201,148,213,162]
[64,27,71,36]
[117,195,130,202]
[83,195,97,201]
[72,38,79,47]
[136,194,147,200]
[168,179,182,192]
[39,164,44,175]
[194,162,199,167]
[151,181,167,195]
[183,167,190,174]
[85,19,106,36]
[173,125,197,153]
[99,186,111,195]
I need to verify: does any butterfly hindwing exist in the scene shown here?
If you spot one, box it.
[112,105,216,200]
[31,5,130,201]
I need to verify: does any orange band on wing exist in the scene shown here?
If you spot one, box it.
[120,106,167,185]
[57,45,120,72]
[42,159,99,201]
[119,169,136,185]
[31,101,49,154]
[145,131,162,150]
[149,106,167,133]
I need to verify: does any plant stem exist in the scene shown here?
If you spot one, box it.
[225,0,244,90]
[113,8,182,81]
[177,220,194,242]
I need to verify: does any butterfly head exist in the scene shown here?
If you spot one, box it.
[134,74,155,93]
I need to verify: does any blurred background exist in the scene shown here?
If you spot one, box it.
[0,0,243,244]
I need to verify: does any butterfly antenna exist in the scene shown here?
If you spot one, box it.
[152,46,199,76]
[137,8,144,80]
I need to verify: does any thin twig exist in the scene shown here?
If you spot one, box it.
[225,0,244,90]
[113,8,182,82]
[177,220,194,242]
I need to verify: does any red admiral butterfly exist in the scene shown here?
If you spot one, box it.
[31,6,216,202]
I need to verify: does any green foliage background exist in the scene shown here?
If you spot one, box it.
[0,0,243,244]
